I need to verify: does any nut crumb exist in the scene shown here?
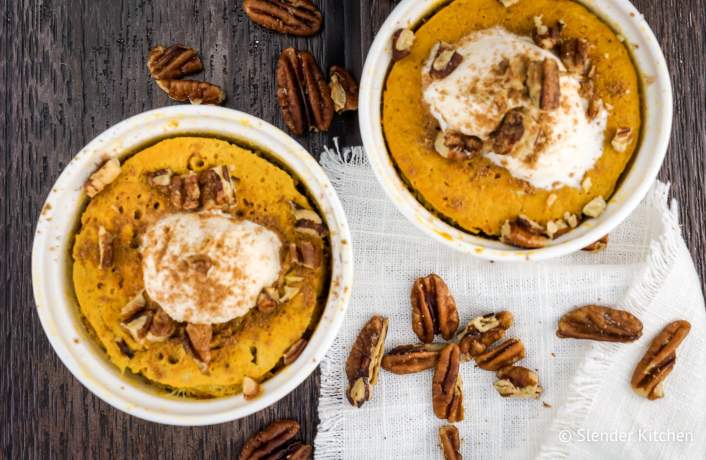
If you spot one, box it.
[499,0,520,7]
[243,376,262,400]
[611,127,633,152]
[581,177,592,192]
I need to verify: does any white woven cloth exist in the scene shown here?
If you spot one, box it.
[314,144,706,460]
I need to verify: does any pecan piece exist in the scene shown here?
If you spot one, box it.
[411,274,459,343]
[631,320,691,400]
[185,323,212,364]
[239,420,301,460]
[147,168,173,193]
[243,376,262,400]
[432,344,464,422]
[428,42,464,79]
[439,425,462,460]
[474,338,525,371]
[122,311,153,343]
[156,79,226,105]
[582,235,609,252]
[611,127,633,152]
[276,48,334,134]
[289,241,322,269]
[500,215,549,249]
[97,225,115,269]
[283,338,308,365]
[198,165,236,208]
[391,28,415,61]
[557,305,642,342]
[329,66,358,113]
[434,131,483,160]
[293,207,326,237]
[345,315,388,407]
[85,158,121,198]
[582,195,607,218]
[277,442,313,460]
[243,0,322,37]
[494,366,543,399]
[147,44,203,80]
[457,311,513,360]
[527,58,560,110]
[381,343,445,374]
[491,108,525,154]
[120,290,147,322]
[182,172,201,210]
[560,38,590,74]
[116,339,134,358]
[586,97,605,121]
[146,308,177,342]
[257,288,279,313]
[533,18,564,50]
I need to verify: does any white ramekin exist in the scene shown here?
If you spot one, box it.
[359,0,673,261]
[32,106,353,426]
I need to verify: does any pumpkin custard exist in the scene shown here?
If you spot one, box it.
[73,137,329,398]
[383,0,641,247]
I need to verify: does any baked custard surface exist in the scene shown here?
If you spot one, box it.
[72,137,327,398]
[383,0,641,235]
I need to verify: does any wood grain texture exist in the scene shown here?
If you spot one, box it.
[1,0,704,458]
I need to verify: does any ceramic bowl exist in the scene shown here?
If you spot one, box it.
[359,0,673,261]
[32,105,353,425]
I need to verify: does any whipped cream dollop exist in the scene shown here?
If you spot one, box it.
[422,27,607,190]
[141,211,281,324]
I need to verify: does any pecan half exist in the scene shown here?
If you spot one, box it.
[156,79,226,105]
[457,311,514,360]
[278,442,313,460]
[289,241,322,269]
[491,108,525,154]
[533,18,564,50]
[345,315,389,408]
[276,48,334,134]
[185,323,212,364]
[392,28,415,61]
[411,274,459,343]
[429,43,464,79]
[85,159,121,198]
[631,320,691,400]
[434,131,483,160]
[243,0,322,37]
[97,225,115,269]
[527,58,560,110]
[381,343,445,374]
[243,376,262,400]
[330,66,358,113]
[557,305,642,342]
[146,308,177,342]
[494,366,543,399]
[500,215,549,249]
[293,207,326,237]
[611,127,633,152]
[560,38,590,74]
[239,420,301,460]
[283,338,308,365]
[432,343,464,422]
[474,338,525,371]
[582,235,609,252]
[439,425,462,460]
[147,44,203,80]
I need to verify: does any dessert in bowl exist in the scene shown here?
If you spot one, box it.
[32,106,352,424]
[360,0,672,260]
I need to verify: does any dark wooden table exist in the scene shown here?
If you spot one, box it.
[1,0,704,458]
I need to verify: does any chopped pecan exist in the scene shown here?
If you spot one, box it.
[474,338,525,371]
[533,18,564,50]
[146,308,177,342]
[120,290,147,322]
[557,305,642,342]
[564,212,579,229]
[97,225,115,269]
[560,38,590,74]
[122,311,153,342]
[392,28,415,61]
[116,339,134,358]
[429,42,464,79]
[279,285,301,303]
[293,207,326,237]
[147,44,203,80]
[582,195,606,218]
[278,442,313,460]
[185,323,212,364]
[631,320,691,400]
[457,311,513,360]
[527,58,560,110]
[439,425,462,460]
[498,0,520,6]
[434,131,483,160]
[243,0,322,37]
[168,175,184,208]
[381,343,445,374]
[239,420,301,460]
[283,338,308,365]
[411,274,459,343]
[276,48,334,134]
[182,172,200,210]
[198,165,236,208]
[586,97,605,121]
[611,127,633,152]
[345,315,388,407]
[582,235,609,252]
[500,215,549,249]
[147,168,173,193]
[289,241,322,269]
[494,366,543,399]
[432,344,464,422]
[243,376,262,400]
[156,79,226,105]
[545,219,570,239]
[329,66,358,113]
[257,288,279,313]
[85,158,121,198]
[491,108,525,154]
